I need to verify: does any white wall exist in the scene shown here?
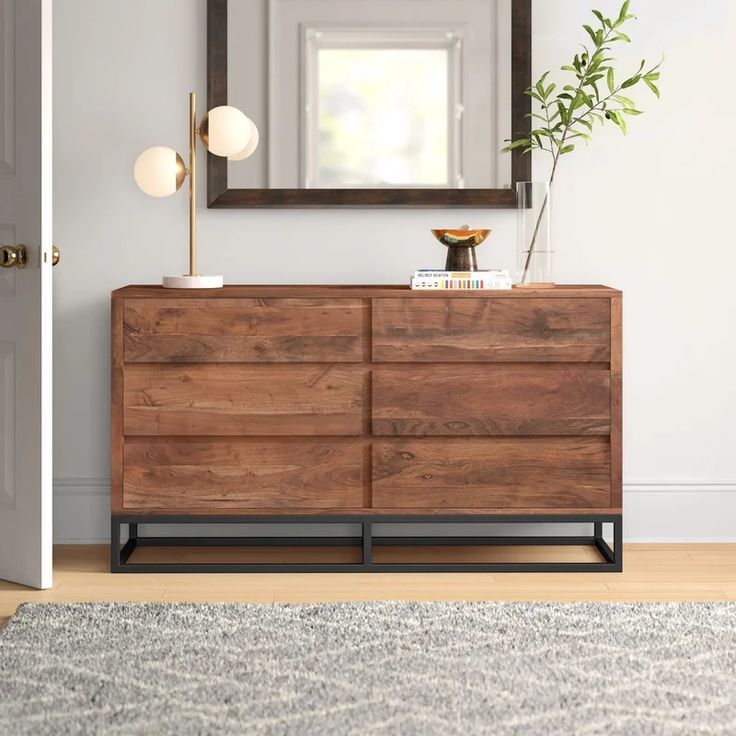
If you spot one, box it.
[52,0,736,542]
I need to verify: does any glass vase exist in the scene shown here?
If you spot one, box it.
[516,181,554,286]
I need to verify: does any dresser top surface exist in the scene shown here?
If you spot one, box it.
[113,284,621,299]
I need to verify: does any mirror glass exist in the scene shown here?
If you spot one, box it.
[227,0,513,190]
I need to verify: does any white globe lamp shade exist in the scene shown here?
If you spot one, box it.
[200,106,251,157]
[134,146,186,197]
[229,118,260,161]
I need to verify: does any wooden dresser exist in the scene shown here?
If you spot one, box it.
[111,285,622,572]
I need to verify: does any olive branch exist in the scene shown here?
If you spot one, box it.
[504,1,662,284]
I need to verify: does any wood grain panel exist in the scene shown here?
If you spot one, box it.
[372,298,611,362]
[610,295,623,507]
[124,298,364,362]
[373,365,610,436]
[114,285,621,300]
[124,441,364,509]
[373,439,611,508]
[110,297,124,513]
[124,364,363,436]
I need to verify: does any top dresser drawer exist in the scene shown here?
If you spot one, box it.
[372,298,611,362]
[123,298,365,363]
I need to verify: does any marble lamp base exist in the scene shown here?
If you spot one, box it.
[162,275,224,289]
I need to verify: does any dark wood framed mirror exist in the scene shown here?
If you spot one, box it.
[207,0,531,208]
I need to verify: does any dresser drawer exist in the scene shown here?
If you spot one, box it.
[124,364,363,436]
[372,365,610,436]
[123,441,364,509]
[124,298,365,362]
[373,439,611,509]
[372,298,611,362]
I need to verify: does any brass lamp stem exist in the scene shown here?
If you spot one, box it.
[188,92,197,277]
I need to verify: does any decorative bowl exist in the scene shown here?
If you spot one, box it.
[431,226,492,270]
[431,228,492,248]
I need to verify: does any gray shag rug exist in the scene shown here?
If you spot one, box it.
[1,602,735,735]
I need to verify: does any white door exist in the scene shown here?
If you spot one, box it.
[0,0,53,589]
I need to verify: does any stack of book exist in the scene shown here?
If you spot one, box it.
[410,269,513,290]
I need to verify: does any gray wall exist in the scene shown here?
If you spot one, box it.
[53,0,736,542]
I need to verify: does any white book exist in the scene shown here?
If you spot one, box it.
[411,276,514,291]
[414,269,510,279]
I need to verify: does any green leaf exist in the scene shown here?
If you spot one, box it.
[615,32,631,42]
[591,9,605,23]
[525,89,544,102]
[560,144,576,154]
[502,139,532,152]
[607,67,615,93]
[535,72,551,99]
[644,78,660,98]
[571,91,587,110]
[621,75,641,89]
[583,24,598,45]
[618,0,631,24]
[623,108,643,115]
[611,110,628,134]
[613,94,635,108]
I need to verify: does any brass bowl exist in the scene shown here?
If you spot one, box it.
[432,228,491,248]
[431,227,492,271]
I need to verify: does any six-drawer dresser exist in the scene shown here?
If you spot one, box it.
[111,285,622,572]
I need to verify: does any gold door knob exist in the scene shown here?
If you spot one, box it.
[52,245,60,266]
[0,244,28,269]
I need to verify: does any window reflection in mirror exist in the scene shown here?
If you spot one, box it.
[314,46,451,188]
[227,0,511,191]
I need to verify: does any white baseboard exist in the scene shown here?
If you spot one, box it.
[620,482,736,542]
[53,478,736,544]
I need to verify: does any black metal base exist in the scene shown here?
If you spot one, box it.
[111,514,622,573]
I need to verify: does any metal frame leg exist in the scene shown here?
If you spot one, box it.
[110,514,623,574]
[362,522,372,567]
[111,519,138,570]
[110,517,121,572]
[594,519,623,571]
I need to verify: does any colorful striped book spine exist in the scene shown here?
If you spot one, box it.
[411,276,513,290]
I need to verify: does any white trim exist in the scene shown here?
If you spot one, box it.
[39,0,53,589]
[54,477,109,496]
[625,482,736,494]
[0,0,15,177]
[267,0,277,189]
[53,479,736,544]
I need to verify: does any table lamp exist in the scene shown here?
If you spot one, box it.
[134,92,259,288]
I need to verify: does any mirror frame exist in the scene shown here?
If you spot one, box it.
[207,0,531,208]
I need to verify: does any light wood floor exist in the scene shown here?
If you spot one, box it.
[2,544,736,628]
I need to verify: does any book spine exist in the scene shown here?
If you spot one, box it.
[411,277,513,290]
[414,271,510,279]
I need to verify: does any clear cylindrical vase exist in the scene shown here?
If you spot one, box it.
[517,181,554,286]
